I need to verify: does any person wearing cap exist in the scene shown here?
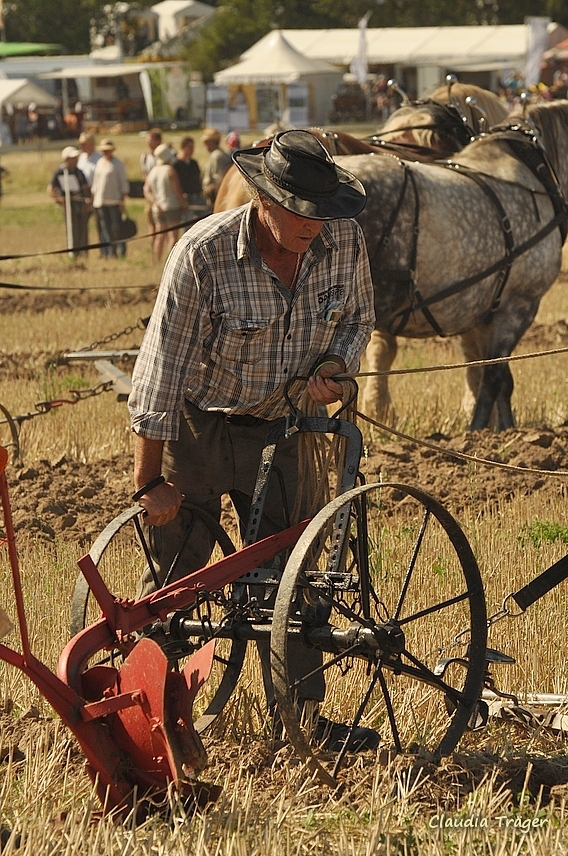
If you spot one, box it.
[91,138,129,258]
[201,127,232,208]
[77,132,102,187]
[143,143,187,261]
[47,146,92,257]
[128,130,378,752]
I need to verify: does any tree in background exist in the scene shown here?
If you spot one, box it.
[2,0,157,55]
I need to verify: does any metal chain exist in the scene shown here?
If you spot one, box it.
[18,381,114,422]
[81,317,148,352]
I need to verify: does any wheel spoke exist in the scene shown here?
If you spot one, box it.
[393,508,430,620]
[398,590,470,625]
[383,649,464,706]
[377,664,402,753]
[332,664,381,778]
[289,643,362,693]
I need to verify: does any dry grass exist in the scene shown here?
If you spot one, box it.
[2,139,568,852]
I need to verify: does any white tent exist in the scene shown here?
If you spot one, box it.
[216,30,340,84]
[150,0,215,42]
[243,24,566,70]
[0,78,59,109]
[214,30,342,126]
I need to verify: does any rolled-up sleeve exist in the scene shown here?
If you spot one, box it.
[128,241,208,441]
[327,224,375,373]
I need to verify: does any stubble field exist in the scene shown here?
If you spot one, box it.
[1,134,568,854]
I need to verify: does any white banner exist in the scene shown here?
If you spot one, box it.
[350,12,371,86]
[524,16,550,88]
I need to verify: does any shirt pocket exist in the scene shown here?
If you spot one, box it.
[214,315,271,364]
[310,299,346,351]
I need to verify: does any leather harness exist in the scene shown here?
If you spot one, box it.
[378,123,568,337]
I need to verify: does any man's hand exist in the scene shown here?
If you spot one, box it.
[307,359,345,405]
[137,480,183,526]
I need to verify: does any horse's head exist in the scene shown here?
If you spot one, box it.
[379,101,472,155]
[429,82,509,133]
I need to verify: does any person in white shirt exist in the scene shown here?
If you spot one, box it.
[143,143,187,261]
[77,132,102,186]
[91,138,129,258]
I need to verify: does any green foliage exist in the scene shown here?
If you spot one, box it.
[3,0,100,53]
[518,519,568,549]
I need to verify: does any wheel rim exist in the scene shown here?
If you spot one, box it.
[69,503,245,734]
[271,482,487,784]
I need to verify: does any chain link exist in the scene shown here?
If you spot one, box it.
[20,381,114,421]
[81,317,148,352]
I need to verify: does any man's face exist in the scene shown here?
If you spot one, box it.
[147,133,160,151]
[203,138,217,152]
[258,198,324,253]
[183,141,194,158]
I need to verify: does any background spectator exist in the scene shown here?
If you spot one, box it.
[172,136,207,227]
[47,146,92,257]
[201,127,232,209]
[91,138,129,258]
[144,143,186,261]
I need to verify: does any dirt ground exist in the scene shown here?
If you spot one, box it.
[3,313,568,832]
[2,398,568,546]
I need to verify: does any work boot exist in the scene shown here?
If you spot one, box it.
[314,716,380,752]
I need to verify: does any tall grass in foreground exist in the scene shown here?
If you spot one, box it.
[1,180,568,853]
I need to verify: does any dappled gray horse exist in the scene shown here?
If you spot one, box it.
[349,100,568,430]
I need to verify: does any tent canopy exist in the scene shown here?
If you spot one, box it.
[0,43,62,58]
[0,79,59,108]
[243,24,565,70]
[37,61,181,79]
[215,30,339,85]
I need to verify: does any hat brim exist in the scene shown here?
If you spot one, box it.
[232,147,366,220]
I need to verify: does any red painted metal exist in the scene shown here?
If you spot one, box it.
[0,444,308,815]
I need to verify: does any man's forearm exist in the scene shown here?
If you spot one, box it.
[134,433,165,490]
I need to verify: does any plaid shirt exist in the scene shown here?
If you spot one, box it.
[129,203,375,441]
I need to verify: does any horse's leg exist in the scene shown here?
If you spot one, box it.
[457,332,483,421]
[360,329,397,424]
[469,362,515,431]
[460,325,518,431]
[461,294,540,431]
[494,364,515,430]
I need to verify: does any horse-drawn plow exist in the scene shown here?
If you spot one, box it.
[2,380,568,819]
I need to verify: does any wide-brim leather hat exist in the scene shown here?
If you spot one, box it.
[232,129,366,220]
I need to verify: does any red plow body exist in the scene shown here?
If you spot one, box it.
[0,446,307,814]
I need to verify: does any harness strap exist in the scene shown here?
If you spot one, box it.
[386,209,566,330]
[444,163,516,316]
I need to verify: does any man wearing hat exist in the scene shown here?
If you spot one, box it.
[128,130,377,751]
[47,146,92,257]
[91,138,129,257]
[201,127,232,208]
